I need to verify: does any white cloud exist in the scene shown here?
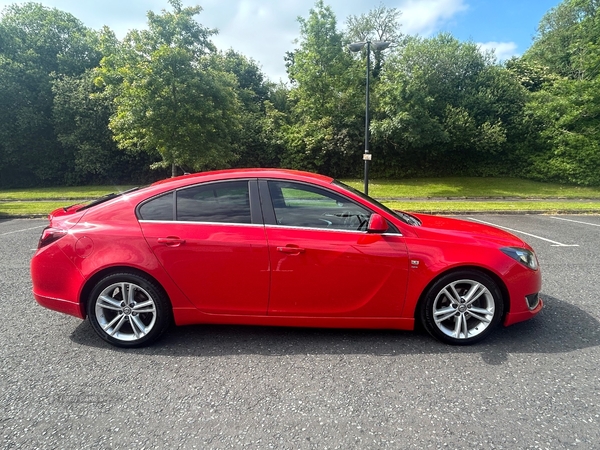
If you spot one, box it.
[477,41,519,61]
[0,0,472,81]
[205,0,471,81]
[0,0,166,37]
[204,0,306,82]
[396,0,469,36]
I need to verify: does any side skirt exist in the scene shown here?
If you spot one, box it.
[172,307,415,331]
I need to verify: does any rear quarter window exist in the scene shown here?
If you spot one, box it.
[138,193,174,220]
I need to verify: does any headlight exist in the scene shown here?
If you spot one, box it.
[500,247,539,270]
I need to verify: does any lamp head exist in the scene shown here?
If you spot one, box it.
[348,42,366,52]
[372,41,392,51]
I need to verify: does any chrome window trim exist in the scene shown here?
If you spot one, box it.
[265,224,402,236]
[138,220,265,228]
[136,178,256,223]
[138,220,402,235]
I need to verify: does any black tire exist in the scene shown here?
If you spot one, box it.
[421,270,503,345]
[88,272,172,348]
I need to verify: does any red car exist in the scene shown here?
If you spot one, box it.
[31,169,542,347]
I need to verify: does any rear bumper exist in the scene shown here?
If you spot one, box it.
[33,292,85,319]
[31,238,86,319]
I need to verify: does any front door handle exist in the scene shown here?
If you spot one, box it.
[277,245,305,255]
[157,236,186,247]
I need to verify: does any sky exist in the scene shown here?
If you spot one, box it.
[0,0,563,81]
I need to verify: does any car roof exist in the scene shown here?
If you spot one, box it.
[150,168,334,187]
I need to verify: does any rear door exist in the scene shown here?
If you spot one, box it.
[138,179,270,315]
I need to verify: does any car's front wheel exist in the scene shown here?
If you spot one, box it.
[421,270,503,345]
[88,272,171,348]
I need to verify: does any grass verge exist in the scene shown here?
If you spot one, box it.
[342,178,600,199]
[2,178,600,217]
[3,200,600,218]
[0,186,134,201]
[383,200,600,214]
[0,202,72,217]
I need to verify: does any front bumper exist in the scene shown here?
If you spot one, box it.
[504,295,543,326]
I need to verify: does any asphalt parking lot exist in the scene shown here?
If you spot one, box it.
[1,215,599,449]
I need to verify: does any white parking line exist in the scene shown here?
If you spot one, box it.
[467,218,579,247]
[551,217,600,227]
[0,225,45,236]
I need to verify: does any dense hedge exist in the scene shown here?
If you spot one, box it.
[1,0,599,188]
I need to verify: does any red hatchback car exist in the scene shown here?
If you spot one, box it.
[31,169,542,347]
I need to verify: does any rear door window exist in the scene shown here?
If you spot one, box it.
[176,180,251,224]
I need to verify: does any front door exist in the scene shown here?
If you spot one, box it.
[263,181,409,317]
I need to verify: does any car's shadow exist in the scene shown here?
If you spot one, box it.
[70,294,600,365]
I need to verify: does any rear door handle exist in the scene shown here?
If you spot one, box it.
[277,245,305,255]
[158,236,186,247]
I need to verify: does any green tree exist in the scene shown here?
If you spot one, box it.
[98,0,241,177]
[522,0,600,185]
[213,49,283,168]
[372,34,528,177]
[52,40,160,185]
[284,1,363,177]
[505,57,559,92]
[218,49,271,111]
[345,3,403,77]
[525,0,600,80]
[525,77,600,185]
[0,2,100,187]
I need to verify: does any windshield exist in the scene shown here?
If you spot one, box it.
[333,180,421,226]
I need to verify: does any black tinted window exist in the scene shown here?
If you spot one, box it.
[138,193,174,220]
[176,181,251,224]
[268,181,371,231]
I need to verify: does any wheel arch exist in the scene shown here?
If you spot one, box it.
[414,265,510,325]
[78,266,172,319]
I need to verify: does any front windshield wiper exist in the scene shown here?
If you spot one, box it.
[394,210,421,226]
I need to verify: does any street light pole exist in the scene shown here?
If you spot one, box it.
[348,40,391,196]
[363,41,371,196]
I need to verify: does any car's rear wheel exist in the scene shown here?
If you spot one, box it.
[421,270,503,345]
[88,272,171,348]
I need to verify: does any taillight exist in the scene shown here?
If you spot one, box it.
[38,227,67,249]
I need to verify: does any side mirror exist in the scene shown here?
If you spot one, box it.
[367,213,388,233]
